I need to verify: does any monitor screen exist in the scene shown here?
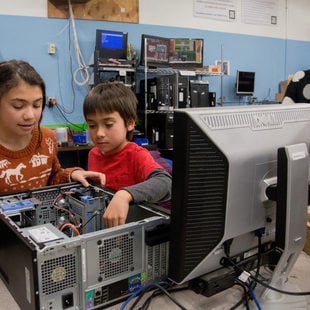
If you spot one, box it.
[236,70,255,96]
[95,29,128,60]
[169,38,203,68]
[140,34,170,67]
[168,104,310,298]
[140,35,204,68]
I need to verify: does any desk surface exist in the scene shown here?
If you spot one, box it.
[1,252,310,309]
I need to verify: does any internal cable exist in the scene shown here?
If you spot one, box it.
[79,210,103,233]
[58,222,80,236]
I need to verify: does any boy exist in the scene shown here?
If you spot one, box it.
[83,81,172,228]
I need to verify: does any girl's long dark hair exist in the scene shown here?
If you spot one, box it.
[0,60,46,144]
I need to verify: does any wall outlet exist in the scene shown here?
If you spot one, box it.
[48,43,56,54]
[48,97,57,107]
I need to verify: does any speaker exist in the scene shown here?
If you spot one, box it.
[190,80,210,107]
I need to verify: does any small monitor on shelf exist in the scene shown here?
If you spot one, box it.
[95,29,128,61]
[140,35,204,69]
[236,70,255,96]
[140,34,170,67]
[169,38,203,68]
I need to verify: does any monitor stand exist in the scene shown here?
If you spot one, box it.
[252,143,309,309]
[252,282,307,310]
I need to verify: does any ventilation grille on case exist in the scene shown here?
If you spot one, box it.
[146,242,168,281]
[41,254,77,295]
[40,207,53,220]
[32,188,59,206]
[169,112,228,283]
[202,109,310,130]
[98,233,134,280]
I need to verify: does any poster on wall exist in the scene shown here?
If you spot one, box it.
[194,0,237,22]
[241,0,279,25]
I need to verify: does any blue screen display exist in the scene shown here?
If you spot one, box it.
[100,32,123,49]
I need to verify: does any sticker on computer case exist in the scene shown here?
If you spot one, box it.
[128,272,146,292]
[85,290,95,309]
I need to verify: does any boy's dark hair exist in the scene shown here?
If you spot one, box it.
[83,81,138,141]
[0,59,46,144]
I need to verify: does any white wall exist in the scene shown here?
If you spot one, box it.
[0,0,309,41]
[0,0,47,17]
[139,0,309,41]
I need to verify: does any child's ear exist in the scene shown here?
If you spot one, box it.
[127,119,136,131]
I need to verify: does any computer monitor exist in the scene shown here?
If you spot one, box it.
[168,104,310,306]
[140,35,204,68]
[236,70,255,96]
[169,38,203,68]
[140,34,170,67]
[95,29,128,60]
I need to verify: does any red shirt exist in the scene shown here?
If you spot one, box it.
[88,142,163,191]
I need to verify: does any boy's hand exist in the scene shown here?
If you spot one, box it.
[70,170,106,187]
[103,190,133,228]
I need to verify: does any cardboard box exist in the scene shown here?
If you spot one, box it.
[303,213,310,255]
[275,80,290,102]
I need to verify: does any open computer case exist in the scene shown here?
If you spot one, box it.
[0,183,170,310]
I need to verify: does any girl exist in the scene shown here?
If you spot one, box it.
[0,59,105,194]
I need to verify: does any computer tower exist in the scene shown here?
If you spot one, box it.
[190,80,210,107]
[178,75,189,108]
[139,78,157,110]
[209,91,216,107]
[139,76,175,111]
[156,76,174,110]
[147,112,174,149]
[0,183,170,310]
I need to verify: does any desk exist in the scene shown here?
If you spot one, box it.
[58,144,93,169]
[1,252,309,309]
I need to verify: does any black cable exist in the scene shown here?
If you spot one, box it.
[250,274,310,296]
[79,210,102,233]
[148,283,188,310]
[229,281,250,310]
[128,282,188,310]
[128,283,166,310]
[228,256,310,296]
[250,234,262,291]
[55,104,87,130]
[139,284,189,310]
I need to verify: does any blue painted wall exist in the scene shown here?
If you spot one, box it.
[0,15,309,125]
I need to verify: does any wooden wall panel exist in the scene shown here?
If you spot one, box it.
[48,0,139,23]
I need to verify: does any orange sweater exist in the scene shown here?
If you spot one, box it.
[0,126,80,194]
